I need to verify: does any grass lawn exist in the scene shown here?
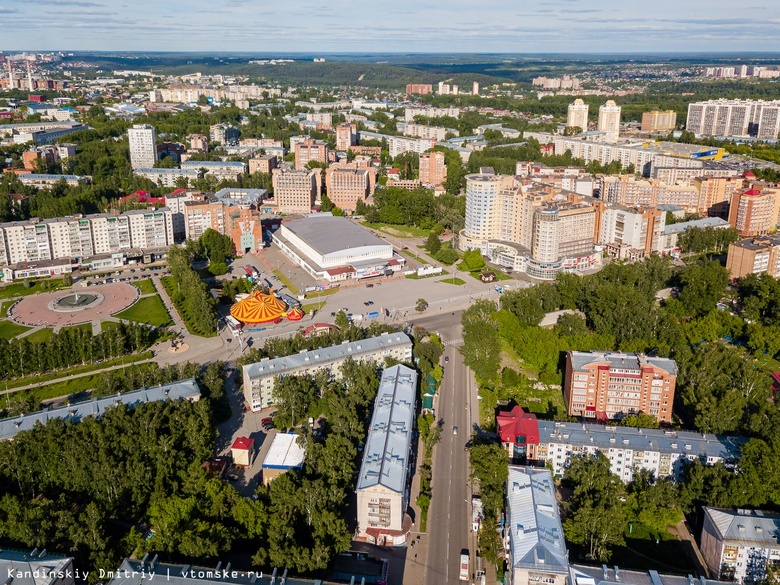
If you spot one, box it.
[0,300,15,318]
[438,277,466,285]
[272,270,299,294]
[467,269,512,281]
[300,301,328,315]
[114,295,172,327]
[60,323,93,334]
[361,221,430,238]
[160,276,216,337]
[406,270,450,280]
[0,278,69,300]
[24,328,54,343]
[400,249,429,264]
[303,287,339,299]
[0,319,32,340]
[133,278,157,295]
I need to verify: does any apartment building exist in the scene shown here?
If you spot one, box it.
[563,350,677,423]
[505,467,569,585]
[242,332,412,411]
[294,138,329,170]
[599,175,700,214]
[305,112,332,130]
[17,173,91,188]
[180,160,246,181]
[0,209,174,266]
[660,216,732,254]
[356,365,417,546]
[127,124,157,170]
[728,187,777,237]
[133,168,201,188]
[531,420,743,483]
[336,122,357,151]
[694,176,745,217]
[597,203,665,257]
[641,110,678,132]
[183,197,227,241]
[402,123,447,141]
[248,154,278,175]
[567,99,589,131]
[188,133,208,152]
[0,549,75,585]
[164,189,198,241]
[404,106,460,122]
[598,100,621,142]
[388,136,436,158]
[726,236,780,279]
[271,168,319,213]
[686,99,780,139]
[419,151,447,186]
[325,166,372,212]
[209,123,239,145]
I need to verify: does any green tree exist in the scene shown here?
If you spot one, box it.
[460,248,486,272]
[425,232,441,255]
[415,298,429,312]
[677,261,729,318]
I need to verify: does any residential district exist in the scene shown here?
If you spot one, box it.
[3,52,780,585]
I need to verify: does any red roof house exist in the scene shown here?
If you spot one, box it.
[231,436,255,467]
[496,405,539,463]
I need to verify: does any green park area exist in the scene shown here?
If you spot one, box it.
[0,278,69,300]
[24,328,54,343]
[0,320,32,340]
[115,295,173,327]
[133,279,158,295]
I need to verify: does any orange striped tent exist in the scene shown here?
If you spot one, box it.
[286,307,304,321]
[230,291,288,325]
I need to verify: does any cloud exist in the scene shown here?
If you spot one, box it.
[0,4,20,11]
[15,0,103,6]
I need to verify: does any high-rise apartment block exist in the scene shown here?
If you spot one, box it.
[728,187,778,237]
[294,138,329,170]
[325,166,372,213]
[336,123,357,151]
[272,168,319,213]
[727,235,780,279]
[405,83,433,95]
[641,110,678,132]
[567,99,589,131]
[388,136,436,158]
[419,151,447,186]
[596,202,666,259]
[686,99,780,140]
[563,351,677,423]
[693,176,745,217]
[127,124,157,170]
[598,100,621,142]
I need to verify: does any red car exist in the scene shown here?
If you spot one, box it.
[261,417,273,425]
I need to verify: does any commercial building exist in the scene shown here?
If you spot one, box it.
[0,550,75,585]
[272,214,402,282]
[0,208,174,267]
[598,100,621,142]
[564,351,677,423]
[728,187,778,237]
[686,99,780,140]
[570,565,730,585]
[261,432,306,485]
[356,365,417,546]
[127,124,157,170]
[388,136,436,158]
[134,167,201,188]
[248,154,278,174]
[324,166,372,212]
[641,110,678,132]
[726,235,780,279]
[209,123,239,145]
[701,508,780,583]
[271,168,319,213]
[567,99,589,131]
[0,379,200,440]
[419,151,447,187]
[406,83,433,95]
[294,138,329,170]
[504,466,569,585]
[242,332,412,411]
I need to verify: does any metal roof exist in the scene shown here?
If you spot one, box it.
[243,332,412,380]
[568,351,678,376]
[571,564,730,585]
[281,215,390,257]
[704,507,780,547]
[663,217,731,236]
[0,379,200,441]
[262,433,305,471]
[356,365,417,494]
[537,421,745,459]
[0,550,74,585]
[507,466,569,573]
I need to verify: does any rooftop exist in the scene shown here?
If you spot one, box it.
[569,350,678,376]
[571,564,730,585]
[0,550,74,585]
[704,507,780,547]
[281,214,390,257]
[663,217,731,236]
[262,433,305,470]
[731,235,780,251]
[356,365,417,494]
[0,379,200,441]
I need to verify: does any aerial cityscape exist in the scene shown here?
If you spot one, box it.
[3,6,780,585]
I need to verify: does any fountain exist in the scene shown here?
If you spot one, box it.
[50,292,104,312]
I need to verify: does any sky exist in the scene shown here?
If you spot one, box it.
[1,0,780,53]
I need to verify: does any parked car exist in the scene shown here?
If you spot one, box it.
[366,284,374,288]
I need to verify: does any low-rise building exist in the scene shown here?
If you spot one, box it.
[181,160,247,181]
[134,167,201,188]
[261,432,305,485]
[231,436,255,467]
[660,216,732,253]
[242,332,412,411]
[727,235,780,279]
[16,173,91,187]
[0,550,75,585]
[356,365,417,546]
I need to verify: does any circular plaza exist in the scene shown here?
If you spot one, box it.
[8,283,140,327]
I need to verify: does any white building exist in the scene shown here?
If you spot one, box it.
[598,100,621,143]
[701,508,780,583]
[402,123,447,141]
[18,174,90,187]
[134,168,202,188]
[505,466,569,585]
[686,99,780,140]
[242,332,412,411]
[388,136,436,158]
[356,365,417,546]
[261,432,306,485]
[404,106,460,122]
[128,124,157,170]
[567,99,589,131]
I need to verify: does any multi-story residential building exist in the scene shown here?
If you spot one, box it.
[660,216,732,254]
[504,466,569,585]
[127,124,157,170]
[567,99,589,131]
[209,123,239,145]
[183,197,227,241]
[17,173,91,187]
[563,350,677,423]
[597,203,665,258]
[419,151,447,186]
[180,160,247,181]
[271,168,319,213]
[336,123,357,151]
[164,189,197,241]
[305,111,333,130]
[325,166,372,212]
[598,100,621,142]
[641,110,678,132]
[294,138,329,170]
[188,133,208,152]
[726,235,780,279]
[686,99,780,139]
[242,332,412,411]
[402,123,447,141]
[356,365,417,546]
[0,549,76,585]
[701,508,780,583]
[598,175,700,214]
[133,167,201,188]
[388,136,436,158]
[405,83,433,95]
[694,175,745,217]
[728,187,777,237]
[0,208,174,267]
[404,106,459,122]
[248,154,278,175]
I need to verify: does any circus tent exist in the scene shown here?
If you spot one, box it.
[230,291,288,325]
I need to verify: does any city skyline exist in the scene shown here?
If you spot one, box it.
[0,0,780,52]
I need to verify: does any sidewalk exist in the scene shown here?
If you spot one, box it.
[402,437,430,584]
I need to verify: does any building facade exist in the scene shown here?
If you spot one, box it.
[727,236,780,279]
[294,138,329,170]
[128,124,157,170]
[325,166,372,212]
[388,136,436,158]
[419,151,447,186]
[563,350,678,423]
[686,99,780,140]
[567,99,589,131]
[641,110,678,132]
[728,188,777,237]
[271,168,319,213]
[598,100,621,142]
[248,154,278,175]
